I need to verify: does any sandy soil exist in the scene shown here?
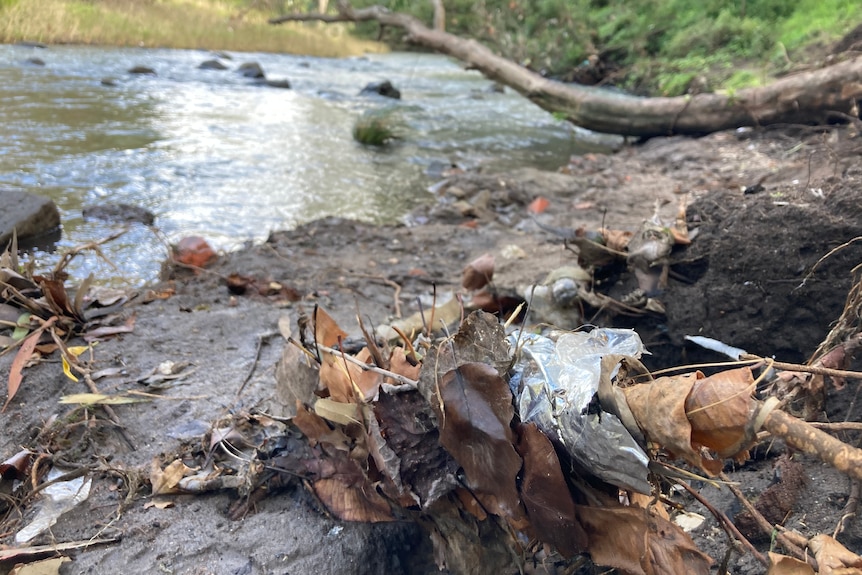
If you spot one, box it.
[2,124,862,574]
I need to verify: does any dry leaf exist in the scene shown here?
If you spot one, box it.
[624,366,755,476]
[515,423,587,557]
[9,556,71,575]
[436,362,523,520]
[766,552,815,575]
[462,253,495,290]
[527,196,550,214]
[4,316,57,412]
[312,478,393,522]
[0,449,35,481]
[150,459,195,495]
[312,306,348,348]
[809,533,862,574]
[686,366,756,459]
[173,236,217,268]
[577,505,712,575]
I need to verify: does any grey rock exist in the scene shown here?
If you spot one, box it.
[0,191,61,248]
[359,80,401,99]
[264,78,291,89]
[101,77,118,86]
[128,65,156,75]
[237,62,265,79]
[24,57,45,66]
[212,51,233,60]
[82,203,155,225]
[199,59,228,70]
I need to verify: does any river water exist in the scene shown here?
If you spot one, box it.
[0,44,604,285]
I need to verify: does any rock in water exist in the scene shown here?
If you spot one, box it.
[237,62,265,79]
[359,80,401,99]
[199,59,228,71]
[0,191,61,247]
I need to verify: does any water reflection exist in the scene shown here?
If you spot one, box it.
[0,45,605,285]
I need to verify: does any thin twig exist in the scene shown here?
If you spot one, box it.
[235,332,276,399]
[315,342,418,388]
[720,472,816,568]
[677,480,767,566]
[741,353,862,381]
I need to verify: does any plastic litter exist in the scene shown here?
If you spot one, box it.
[509,327,651,493]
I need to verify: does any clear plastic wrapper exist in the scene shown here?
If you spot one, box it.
[509,328,651,493]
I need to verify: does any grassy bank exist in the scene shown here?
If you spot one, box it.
[0,0,387,57]
[354,0,862,96]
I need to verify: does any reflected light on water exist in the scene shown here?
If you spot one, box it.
[0,46,607,285]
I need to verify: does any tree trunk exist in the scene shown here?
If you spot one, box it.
[271,3,862,138]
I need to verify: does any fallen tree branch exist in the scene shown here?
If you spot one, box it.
[762,406,862,482]
[271,3,862,138]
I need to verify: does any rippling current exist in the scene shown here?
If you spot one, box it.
[0,44,604,285]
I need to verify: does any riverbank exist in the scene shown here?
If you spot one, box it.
[0,0,386,57]
[2,123,861,573]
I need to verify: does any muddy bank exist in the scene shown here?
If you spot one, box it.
[2,124,862,574]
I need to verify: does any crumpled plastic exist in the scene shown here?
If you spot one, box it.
[509,328,651,493]
[15,468,92,544]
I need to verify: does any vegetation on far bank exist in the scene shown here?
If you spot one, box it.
[0,0,386,57]
[351,0,862,96]
[3,0,861,96]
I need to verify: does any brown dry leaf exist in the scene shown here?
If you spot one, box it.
[4,316,57,412]
[82,313,136,342]
[312,477,393,522]
[577,504,712,575]
[809,534,862,574]
[362,403,404,495]
[373,389,460,507]
[602,228,634,252]
[767,552,815,575]
[436,362,523,520]
[387,347,421,383]
[623,371,711,472]
[35,276,84,322]
[0,449,34,481]
[293,404,351,451]
[144,499,175,510]
[686,366,756,459]
[312,306,347,348]
[462,253,495,290]
[173,236,217,268]
[150,459,196,495]
[515,423,587,557]
[624,366,755,476]
[9,556,71,575]
[319,347,381,402]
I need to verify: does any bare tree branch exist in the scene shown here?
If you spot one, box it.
[270,3,862,138]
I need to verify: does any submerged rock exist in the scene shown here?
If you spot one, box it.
[82,203,155,226]
[264,79,292,89]
[359,80,401,99]
[24,57,45,66]
[199,59,228,71]
[237,62,265,79]
[128,65,156,75]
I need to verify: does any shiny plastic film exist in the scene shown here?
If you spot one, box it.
[509,328,651,493]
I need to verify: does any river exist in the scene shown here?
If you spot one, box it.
[0,44,607,285]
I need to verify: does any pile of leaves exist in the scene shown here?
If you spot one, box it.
[174,296,862,574]
[0,234,139,412]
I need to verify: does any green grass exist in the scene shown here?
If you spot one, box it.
[353,0,862,96]
[0,0,388,56]
[779,0,862,52]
